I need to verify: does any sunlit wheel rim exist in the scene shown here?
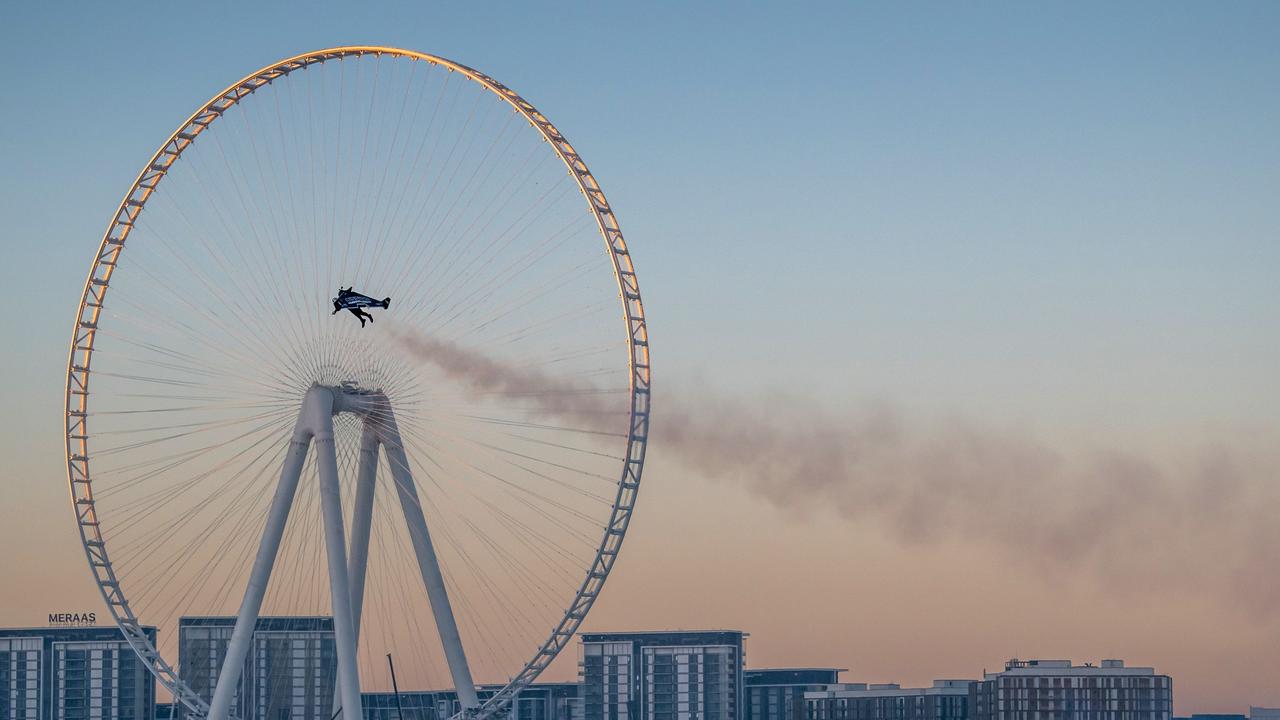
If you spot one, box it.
[64,46,650,718]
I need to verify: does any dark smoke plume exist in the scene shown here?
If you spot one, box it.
[397,332,1280,614]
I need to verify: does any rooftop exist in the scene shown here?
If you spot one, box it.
[582,629,747,637]
[0,625,156,635]
[746,668,846,685]
[747,668,848,673]
[581,630,747,646]
[985,659,1160,678]
[805,680,972,698]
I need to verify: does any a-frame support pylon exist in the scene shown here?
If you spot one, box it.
[207,385,479,720]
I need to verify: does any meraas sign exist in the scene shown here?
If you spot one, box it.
[48,612,97,626]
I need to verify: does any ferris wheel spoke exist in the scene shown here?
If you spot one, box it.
[462,412,627,441]
[429,180,590,298]
[384,430,581,604]
[459,511,566,622]
[106,417,293,563]
[410,389,629,428]
[291,75,327,330]
[351,65,425,294]
[486,299,618,346]
[376,86,485,300]
[345,60,419,285]
[428,240,594,341]
[92,405,290,439]
[95,433,293,524]
[380,422,480,708]
[394,423,597,569]
[104,291,298,383]
[396,409,607,498]
[405,180,580,323]
[411,160,573,317]
[218,94,323,321]
[431,459,586,613]
[203,116,299,315]
[107,254,312,388]
[91,404,293,458]
[395,457,542,680]
[93,350,298,402]
[101,411,293,523]
[395,83,487,264]
[93,411,293,487]
[404,415,616,503]
[449,261,602,341]
[123,475,281,625]
[336,55,381,289]
[262,83,325,346]
[91,399,293,416]
[410,113,524,288]
[167,155,299,330]
[369,476,446,681]
[413,487,512,684]
[125,441,285,614]
[385,115,548,309]
[269,454,324,621]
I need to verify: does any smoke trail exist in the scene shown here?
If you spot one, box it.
[396,332,1280,613]
[395,331,623,427]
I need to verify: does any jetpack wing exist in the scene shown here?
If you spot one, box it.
[332,291,391,311]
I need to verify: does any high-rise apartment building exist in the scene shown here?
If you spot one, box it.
[581,631,745,720]
[805,680,971,720]
[0,625,156,720]
[744,669,843,720]
[970,659,1171,720]
[177,616,335,720]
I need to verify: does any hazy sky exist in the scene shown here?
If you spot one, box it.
[2,1,1279,713]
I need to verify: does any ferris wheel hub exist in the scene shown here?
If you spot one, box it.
[322,383,385,417]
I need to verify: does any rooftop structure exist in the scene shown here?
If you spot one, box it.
[985,658,1161,677]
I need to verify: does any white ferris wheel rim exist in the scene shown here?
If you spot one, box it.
[63,46,651,719]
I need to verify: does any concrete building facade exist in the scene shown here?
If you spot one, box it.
[581,631,745,720]
[0,626,156,720]
[178,617,335,720]
[970,659,1171,720]
[361,682,581,720]
[745,669,843,720]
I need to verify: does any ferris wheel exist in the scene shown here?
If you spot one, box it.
[63,47,650,720]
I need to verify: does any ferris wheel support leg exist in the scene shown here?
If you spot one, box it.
[333,420,380,714]
[207,426,312,720]
[315,409,365,720]
[381,424,480,710]
[348,421,380,637]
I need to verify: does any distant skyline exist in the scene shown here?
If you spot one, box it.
[2,1,1279,713]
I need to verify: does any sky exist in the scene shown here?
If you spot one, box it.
[2,0,1280,713]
